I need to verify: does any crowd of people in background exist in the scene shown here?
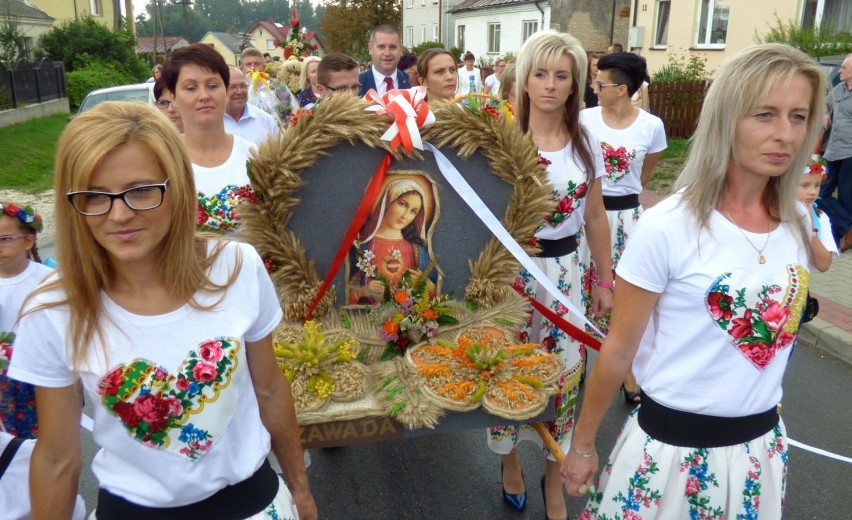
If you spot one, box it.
[0,17,846,520]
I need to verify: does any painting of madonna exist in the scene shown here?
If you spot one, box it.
[347,175,440,305]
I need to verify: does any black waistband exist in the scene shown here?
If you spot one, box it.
[637,391,779,448]
[96,459,279,520]
[603,194,641,211]
[536,235,579,258]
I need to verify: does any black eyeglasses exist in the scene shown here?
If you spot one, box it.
[67,180,169,216]
[320,83,361,93]
[595,81,622,90]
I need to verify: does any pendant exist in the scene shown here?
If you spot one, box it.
[758,254,766,264]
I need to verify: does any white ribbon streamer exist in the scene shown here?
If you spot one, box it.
[788,437,852,464]
[424,143,604,337]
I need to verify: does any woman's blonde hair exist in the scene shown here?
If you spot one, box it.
[674,43,826,246]
[515,30,596,182]
[36,101,233,369]
[300,56,321,91]
[498,63,516,102]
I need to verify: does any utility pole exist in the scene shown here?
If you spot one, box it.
[174,0,193,43]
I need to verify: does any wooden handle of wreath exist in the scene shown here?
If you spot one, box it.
[532,422,565,465]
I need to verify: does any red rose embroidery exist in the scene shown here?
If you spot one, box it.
[573,182,588,199]
[98,367,124,396]
[685,476,701,496]
[113,401,141,427]
[729,309,753,340]
[176,377,190,392]
[707,291,734,320]
[199,340,224,362]
[192,360,218,383]
[739,342,774,368]
[133,393,171,424]
[759,299,789,332]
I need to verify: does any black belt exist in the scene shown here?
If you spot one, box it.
[638,391,779,448]
[96,459,279,520]
[536,235,579,258]
[603,194,641,211]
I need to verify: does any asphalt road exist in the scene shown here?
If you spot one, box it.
[73,342,852,519]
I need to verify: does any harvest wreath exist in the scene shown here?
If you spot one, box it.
[240,92,561,429]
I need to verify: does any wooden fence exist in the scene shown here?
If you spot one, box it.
[648,80,709,139]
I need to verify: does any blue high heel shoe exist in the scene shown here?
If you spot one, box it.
[502,462,527,511]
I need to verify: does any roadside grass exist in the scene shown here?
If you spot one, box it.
[0,113,68,193]
[646,137,690,195]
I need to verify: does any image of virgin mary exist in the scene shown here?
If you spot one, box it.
[347,176,439,306]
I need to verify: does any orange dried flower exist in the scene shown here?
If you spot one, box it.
[421,309,438,320]
[394,291,409,304]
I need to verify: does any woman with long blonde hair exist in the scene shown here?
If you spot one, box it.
[563,43,823,518]
[488,30,614,520]
[9,101,317,519]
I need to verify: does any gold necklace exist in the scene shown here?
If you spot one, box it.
[722,208,772,264]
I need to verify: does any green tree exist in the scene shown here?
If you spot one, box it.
[320,0,399,59]
[756,15,852,57]
[0,11,26,67]
[35,16,148,79]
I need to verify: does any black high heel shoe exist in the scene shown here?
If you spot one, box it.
[501,462,527,511]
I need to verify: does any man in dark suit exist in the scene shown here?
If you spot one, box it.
[358,25,411,97]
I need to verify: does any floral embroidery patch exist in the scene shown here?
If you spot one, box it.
[706,266,808,370]
[98,337,240,461]
[600,142,636,183]
[545,180,588,227]
[0,331,14,376]
[196,184,259,233]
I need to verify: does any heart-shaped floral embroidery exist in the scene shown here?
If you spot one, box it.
[196,184,259,233]
[706,266,808,370]
[600,142,636,183]
[545,181,588,227]
[98,337,240,461]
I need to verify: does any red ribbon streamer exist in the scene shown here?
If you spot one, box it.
[304,153,393,322]
[514,287,602,351]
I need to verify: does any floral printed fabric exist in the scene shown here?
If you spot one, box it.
[196,184,259,233]
[545,179,588,228]
[582,410,788,519]
[600,142,637,184]
[0,331,38,439]
[98,337,241,461]
[706,266,807,370]
[488,237,593,459]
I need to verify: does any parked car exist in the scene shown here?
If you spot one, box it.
[69,83,155,121]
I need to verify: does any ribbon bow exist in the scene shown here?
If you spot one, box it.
[364,86,435,153]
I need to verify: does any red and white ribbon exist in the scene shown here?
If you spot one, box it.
[364,86,435,153]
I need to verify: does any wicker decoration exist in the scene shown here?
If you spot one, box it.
[405,326,562,421]
[241,93,558,427]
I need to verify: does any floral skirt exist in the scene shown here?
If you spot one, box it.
[488,240,594,460]
[581,409,788,519]
[0,375,38,439]
[606,205,643,271]
[89,475,299,520]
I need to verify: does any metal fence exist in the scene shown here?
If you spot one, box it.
[0,58,67,111]
[649,80,710,139]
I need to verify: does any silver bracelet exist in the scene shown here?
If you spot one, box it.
[571,445,595,458]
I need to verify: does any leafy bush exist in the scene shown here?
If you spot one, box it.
[36,16,148,79]
[652,51,712,83]
[756,15,852,57]
[501,51,516,64]
[448,47,462,63]
[411,41,445,55]
[67,61,136,109]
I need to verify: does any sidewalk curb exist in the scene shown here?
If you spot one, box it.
[799,318,852,366]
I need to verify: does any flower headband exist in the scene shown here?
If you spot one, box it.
[1,202,43,234]
[804,156,828,180]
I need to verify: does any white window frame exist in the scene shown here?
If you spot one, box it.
[487,23,501,54]
[421,0,426,5]
[266,40,276,50]
[421,25,426,44]
[406,0,413,8]
[802,0,852,33]
[694,0,729,49]
[89,0,101,16]
[522,20,538,42]
[433,23,439,41]
[405,26,414,47]
[653,0,671,48]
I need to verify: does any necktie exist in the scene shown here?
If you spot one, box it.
[384,76,394,93]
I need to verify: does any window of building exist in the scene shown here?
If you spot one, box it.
[433,23,439,41]
[266,40,276,50]
[421,0,426,5]
[22,37,33,60]
[488,23,501,54]
[406,0,413,8]
[405,26,414,47]
[802,0,852,34]
[522,20,538,42]
[421,25,426,44]
[457,25,465,51]
[696,0,729,47]
[654,0,671,47]
[89,0,102,16]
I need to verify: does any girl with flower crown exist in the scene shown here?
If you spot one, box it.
[799,156,837,272]
[0,202,51,439]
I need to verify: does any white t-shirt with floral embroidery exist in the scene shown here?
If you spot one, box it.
[534,133,606,240]
[8,240,283,507]
[0,261,52,374]
[617,191,810,417]
[193,135,258,233]
[580,106,667,197]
